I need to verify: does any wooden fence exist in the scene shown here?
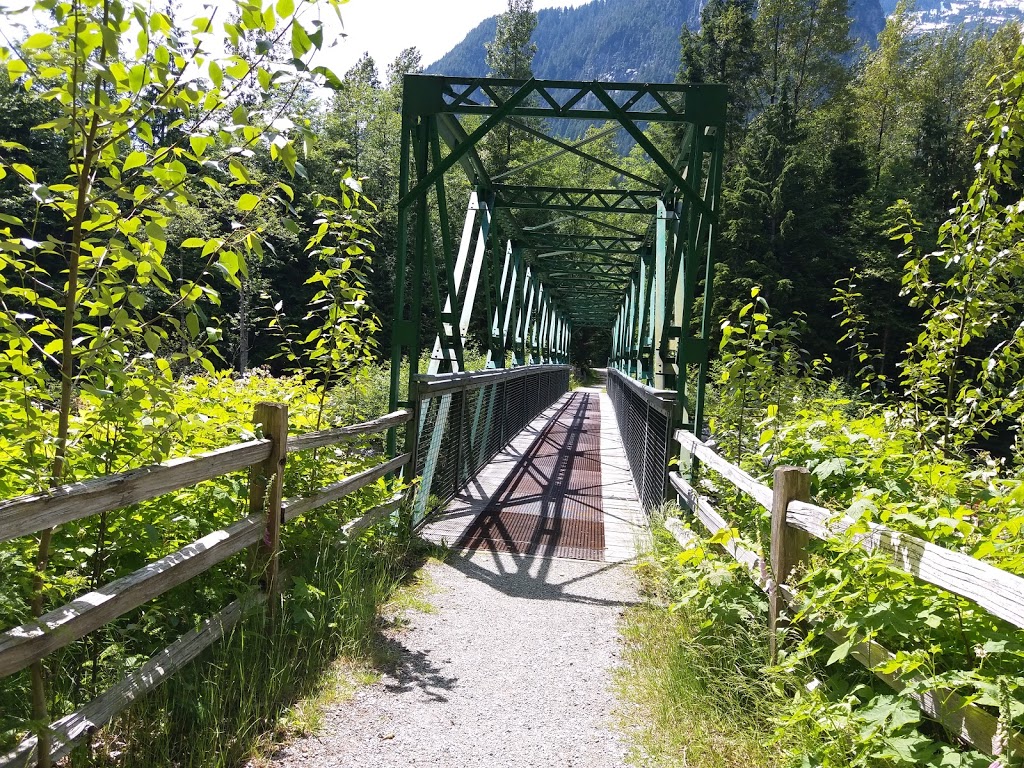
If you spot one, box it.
[0,404,413,767]
[669,429,1024,761]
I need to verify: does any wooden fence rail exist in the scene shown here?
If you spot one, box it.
[671,429,1024,759]
[0,406,412,768]
[676,430,1024,630]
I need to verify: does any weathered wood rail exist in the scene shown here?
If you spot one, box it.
[669,429,1024,760]
[0,405,412,768]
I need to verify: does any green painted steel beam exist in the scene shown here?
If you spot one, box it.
[404,75,727,126]
[399,79,537,210]
[516,233,645,254]
[539,264,634,276]
[494,185,660,215]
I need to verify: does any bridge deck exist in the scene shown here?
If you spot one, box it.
[422,387,650,561]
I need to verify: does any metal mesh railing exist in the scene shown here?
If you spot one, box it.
[606,368,675,515]
[411,365,570,526]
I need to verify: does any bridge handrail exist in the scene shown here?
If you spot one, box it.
[412,363,570,398]
[408,365,570,526]
[672,428,1024,759]
[0,408,412,767]
[605,367,675,416]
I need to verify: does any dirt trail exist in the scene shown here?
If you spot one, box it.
[269,551,639,768]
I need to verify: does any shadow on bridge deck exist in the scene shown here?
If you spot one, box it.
[421,387,650,567]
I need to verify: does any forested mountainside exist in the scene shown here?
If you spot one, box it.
[427,0,702,81]
[426,0,886,79]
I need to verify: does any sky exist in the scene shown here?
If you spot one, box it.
[326,0,593,75]
[0,0,595,82]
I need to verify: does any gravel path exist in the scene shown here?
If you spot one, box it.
[270,550,640,767]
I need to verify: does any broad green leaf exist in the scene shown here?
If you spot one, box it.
[189,135,212,157]
[826,640,852,666]
[11,163,34,181]
[218,250,239,276]
[123,151,147,172]
[201,237,224,257]
[237,193,260,211]
[7,58,28,79]
[23,33,54,49]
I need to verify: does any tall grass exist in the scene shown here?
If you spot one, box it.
[617,519,799,768]
[76,512,425,768]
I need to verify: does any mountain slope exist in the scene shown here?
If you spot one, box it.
[426,0,886,81]
[426,0,703,82]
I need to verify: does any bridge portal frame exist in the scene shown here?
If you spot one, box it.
[387,74,727,465]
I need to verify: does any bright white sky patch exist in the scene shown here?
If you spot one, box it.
[327,0,593,75]
[0,0,594,94]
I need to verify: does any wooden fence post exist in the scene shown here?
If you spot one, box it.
[249,402,288,597]
[770,465,810,663]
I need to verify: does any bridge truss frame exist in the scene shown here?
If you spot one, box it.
[387,74,727,462]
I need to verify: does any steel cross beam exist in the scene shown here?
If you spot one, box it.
[515,233,646,255]
[544,264,630,278]
[406,75,721,124]
[494,185,660,215]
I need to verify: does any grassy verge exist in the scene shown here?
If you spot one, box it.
[76,515,438,768]
[616,522,795,768]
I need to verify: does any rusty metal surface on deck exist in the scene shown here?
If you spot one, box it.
[459,392,605,561]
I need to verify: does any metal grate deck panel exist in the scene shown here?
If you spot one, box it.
[458,392,605,561]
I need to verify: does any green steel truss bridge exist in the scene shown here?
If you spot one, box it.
[386,74,726,526]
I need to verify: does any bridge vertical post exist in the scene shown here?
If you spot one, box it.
[518,266,534,366]
[625,271,638,377]
[541,285,551,363]
[502,248,522,366]
[490,240,516,369]
[482,207,499,369]
[427,122,466,374]
[653,200,670,391]
[529,276,542,364]
[769,466,811,663]
[387,104,415,460]
[676,125,706,438]
[692,127,725,438]
[635,251,648,381]
[608,315,617,370]
[641,249,655,386]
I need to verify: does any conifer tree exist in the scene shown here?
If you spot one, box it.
[483,0,540,177]
[679,0,760,152]
[485,0,539,80]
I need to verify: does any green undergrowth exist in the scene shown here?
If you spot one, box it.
[570,366,603,390]
[82,520,435,768]
[618,522,796,768]
[681,287,1021,765]
[0,369,414,759]
[623,512,999,768]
